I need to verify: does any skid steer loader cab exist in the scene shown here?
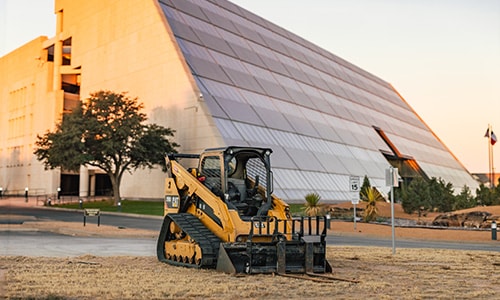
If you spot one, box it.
[199,147,273,218]
[157,146,332,275]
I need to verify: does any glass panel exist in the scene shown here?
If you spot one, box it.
[222,68,265,94]
[215,97,264,125]
[251,107,294,132]
[214,118,243,140]
[187,55,233,84]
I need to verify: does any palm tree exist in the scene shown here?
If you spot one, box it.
[302,192,325,216]
[361,187,385,222]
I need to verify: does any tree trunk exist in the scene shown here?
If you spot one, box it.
[109,173,121,205]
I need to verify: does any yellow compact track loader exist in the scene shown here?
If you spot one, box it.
[156,146,332,274]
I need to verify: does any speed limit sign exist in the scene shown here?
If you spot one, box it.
[349,176,360,192]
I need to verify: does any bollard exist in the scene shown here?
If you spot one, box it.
[118,201,122,212]
[24,187,28,202]
[79,198,83,209]
[326,213,331,229]
[47,197,51,206]
[492,221,497,241]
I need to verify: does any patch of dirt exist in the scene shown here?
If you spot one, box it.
[328,203,500,242]
[0,269,6,298]
[331,221,494,242]
[332,202,500,222]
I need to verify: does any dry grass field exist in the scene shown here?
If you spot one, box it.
[1,247,499,299]
[1,201,499,299]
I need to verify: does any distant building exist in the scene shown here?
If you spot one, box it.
[472,173,500,188]
[0,0,479,202]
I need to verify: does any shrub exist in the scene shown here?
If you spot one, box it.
[361,187,385,222]
[302,192,325,216]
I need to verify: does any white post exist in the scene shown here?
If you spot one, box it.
[353,203,357,230]
[391,175,395,255]
[387,167,397,255]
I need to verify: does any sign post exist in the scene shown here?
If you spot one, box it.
[351,197,359,229]
[349,176,360,230]
[83,208,101,227]
[386,167,398,254]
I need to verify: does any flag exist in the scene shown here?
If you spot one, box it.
[484,128,497,145]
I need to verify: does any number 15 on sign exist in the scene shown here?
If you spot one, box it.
[349,176,360,192]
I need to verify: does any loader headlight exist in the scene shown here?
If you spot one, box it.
[165,196,179,208]
[171,196,179,208]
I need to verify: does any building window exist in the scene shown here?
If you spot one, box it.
[46,45,54,62]
[62,37,72,65]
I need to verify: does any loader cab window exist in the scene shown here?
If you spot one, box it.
[227,157,237,176]
[225,152,267,217]
[200,156,222,194]
[246,157,267,190]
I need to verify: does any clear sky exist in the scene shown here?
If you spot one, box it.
[1,0,499,174]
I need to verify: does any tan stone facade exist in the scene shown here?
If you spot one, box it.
[0,0,223,200]
[0,37,60,197]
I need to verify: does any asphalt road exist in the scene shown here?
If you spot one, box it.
[327,235,499,252]
[0,231,156,257]
[1,205,163,231]
[1,203,498,256]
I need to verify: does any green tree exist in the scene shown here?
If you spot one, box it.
[402,177,430,215]
[475,183,494,206]
[493,181,500,205]
[453,185,476,210]
[34,90,179,204]
[428,177,454,212]
[360,175,371,199]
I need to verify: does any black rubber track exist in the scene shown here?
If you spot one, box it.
[156,213,222,268]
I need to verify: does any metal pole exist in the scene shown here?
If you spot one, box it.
[488,124,494,187]
[390,168,396,255]
[353,203,357,230]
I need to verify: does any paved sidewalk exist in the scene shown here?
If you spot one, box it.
[0,196,44,208]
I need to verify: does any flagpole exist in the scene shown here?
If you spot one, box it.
[492,126,495,187]
[489,124,494,187]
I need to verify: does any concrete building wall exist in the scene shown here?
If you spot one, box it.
[56,0,224,199]
[0,37,61,196]
[0,0,224,199]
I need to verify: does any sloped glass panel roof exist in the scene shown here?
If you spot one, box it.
[158,0,479,200]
